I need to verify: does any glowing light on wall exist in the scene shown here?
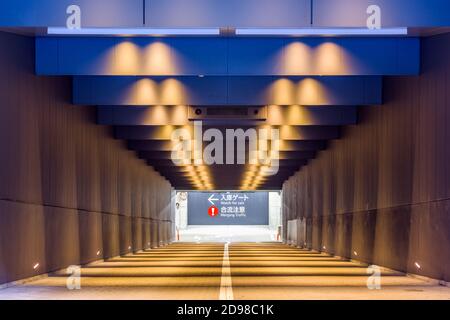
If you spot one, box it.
[266,105,284,125]
[271,78,295,105]
[143,42,174,75]
[284,42,311,74]
[115,41,140,74]
[152,105,170,124]
[267,105,315,126]
[125,78,190,105]
[297,78,326,105]
[109,41,176,75]
[130,78,158,105]
[160,79,186,105]
[270,78,327,105]
[316,42,342,75]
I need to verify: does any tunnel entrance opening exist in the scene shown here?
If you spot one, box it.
[174,191,282,242]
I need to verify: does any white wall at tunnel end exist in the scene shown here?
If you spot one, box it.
[174,191,282,242]
[177,225,279,243]
[175,191,281,230]
[268,191,282,230]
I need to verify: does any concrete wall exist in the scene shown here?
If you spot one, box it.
[0,31,174,285]
[282,33,450,282]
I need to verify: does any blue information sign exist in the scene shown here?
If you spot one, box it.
[187,191,269,225]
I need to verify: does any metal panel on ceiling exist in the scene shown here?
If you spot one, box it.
[0,0,143,27]
[145,0,311,28]
[313,0,450,28]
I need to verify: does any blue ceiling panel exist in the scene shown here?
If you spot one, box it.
[0,0,143,27]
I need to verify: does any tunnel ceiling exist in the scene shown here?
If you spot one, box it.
[5,0,444,190]
[54,35,418,190]
[36,36,419,190]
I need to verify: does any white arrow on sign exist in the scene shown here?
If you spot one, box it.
[208,194,219,205]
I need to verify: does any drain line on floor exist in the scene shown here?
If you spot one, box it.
[219,242,234,300]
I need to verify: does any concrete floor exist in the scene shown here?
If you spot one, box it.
[0,242,449,300]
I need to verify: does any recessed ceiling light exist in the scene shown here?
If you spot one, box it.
[235,27,408,36]
[47,27,221,36]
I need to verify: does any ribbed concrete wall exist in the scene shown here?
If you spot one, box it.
[283,33,450,282]
[0,32,174,285]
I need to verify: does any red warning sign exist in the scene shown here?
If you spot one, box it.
[208,205,219,217]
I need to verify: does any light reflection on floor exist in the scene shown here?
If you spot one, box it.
[0,243,449,300]
[177,226,279,242]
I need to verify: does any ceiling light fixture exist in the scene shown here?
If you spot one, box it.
[235,27,408,36]
[47,27,221,36]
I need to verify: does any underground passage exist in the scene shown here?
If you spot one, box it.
[1,0,450,308]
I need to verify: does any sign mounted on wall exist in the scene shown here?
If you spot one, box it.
[188,191,269,225]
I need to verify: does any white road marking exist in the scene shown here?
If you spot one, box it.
[219,242,234,300]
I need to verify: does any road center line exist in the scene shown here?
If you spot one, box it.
[219,242,234,300]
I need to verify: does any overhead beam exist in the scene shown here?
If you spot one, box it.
[138,151,316,160]
[114,125,340,141]
[166,181,291,189]
[97,105,357,126]
[172,173,295,186]
[159,170,299,180]
[153,166,303,175]
[74,76,382,106]
[127,139,327,152]
[147,159,307,167]
[37,37,419,76]
[158,172,301,184]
